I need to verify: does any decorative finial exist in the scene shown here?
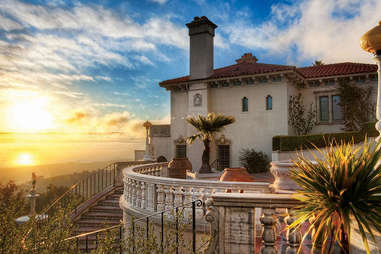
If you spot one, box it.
[360,20,381,55]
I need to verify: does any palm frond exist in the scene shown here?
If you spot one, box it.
[185,113,235,143]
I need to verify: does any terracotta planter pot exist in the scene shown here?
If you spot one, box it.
[167,158,192,179]
[219,167,254,193]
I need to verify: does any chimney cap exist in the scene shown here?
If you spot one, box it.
[186,16,217,29]
[235,53,258,64]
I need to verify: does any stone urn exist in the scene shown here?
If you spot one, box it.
[270,160,300,192]
[219,167,254,193]
[167,158,192,179]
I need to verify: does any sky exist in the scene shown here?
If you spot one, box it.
[0,0,380,135]
[0,0,381,168]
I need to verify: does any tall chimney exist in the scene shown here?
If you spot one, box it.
[186,16,217,80]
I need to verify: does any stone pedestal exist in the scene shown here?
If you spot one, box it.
[270,161,300,193]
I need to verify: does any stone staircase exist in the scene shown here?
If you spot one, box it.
[74,187,123,252]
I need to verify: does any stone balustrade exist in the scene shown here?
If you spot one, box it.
[204,192,307,254]
[121,162,270,219]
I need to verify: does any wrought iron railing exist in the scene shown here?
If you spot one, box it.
[64,199,205,253]
[22,160,149,250]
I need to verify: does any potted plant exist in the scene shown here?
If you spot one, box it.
[290,139,381,254]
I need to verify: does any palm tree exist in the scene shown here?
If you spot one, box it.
[186,113,235,173]
[313,60,324,66]
[290,139,381,254]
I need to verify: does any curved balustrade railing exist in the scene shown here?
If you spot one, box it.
[121,162,271,217]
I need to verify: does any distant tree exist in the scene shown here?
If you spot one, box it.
[186,113,235,173]
[313,60,324,66]
[288,94,317,135]
[338,81,375,131]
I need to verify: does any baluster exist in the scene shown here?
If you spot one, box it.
[173,186,184,208]
[146,183,156,212]
[164,185,174,211]
[140,182,146,209]
[286,209,302,254]
[132,180,137,208]
[183,186,193,220]
[135,181,141,208]
[128,179,134,205]
[156,184,165,211]
[260,208,277,254]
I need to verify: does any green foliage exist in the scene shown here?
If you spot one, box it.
[288,93,317,135]
[186,113,235,144]
[272,123,378,151]
[313,60,324,66]
[290,139,381,254]
[0,182,28,253]
[124,209,209,254]
[0,182,81,253]
[338,81,375,131]
[239,148,270,173]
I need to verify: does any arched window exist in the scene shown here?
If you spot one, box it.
[242,97,248,112]
[266,95,272,110]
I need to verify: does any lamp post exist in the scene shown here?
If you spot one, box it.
[143,120,153,161]
[360,21,381,141]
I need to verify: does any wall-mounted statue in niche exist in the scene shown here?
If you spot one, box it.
[193,93,202,107]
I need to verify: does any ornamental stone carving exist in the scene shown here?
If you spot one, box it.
[216,134,231,145]
[193,93,202,106]
[174,136,186,145]
[204,198,219,254]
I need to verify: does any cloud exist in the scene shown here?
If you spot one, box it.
[223,0,381,64]
[150,0,168,4]
[64,110,144,137]
[66,111,89,124]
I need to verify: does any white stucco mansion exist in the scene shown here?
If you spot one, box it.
[146,16,378,171]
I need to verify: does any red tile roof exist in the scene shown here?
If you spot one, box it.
[296,62,377,79]
[159,62,377,86]
[159,62,295,86]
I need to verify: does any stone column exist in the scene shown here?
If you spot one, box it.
[143,121,153,161]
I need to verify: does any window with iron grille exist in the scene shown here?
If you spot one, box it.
[218,145,230,171]
[175,145,186,158]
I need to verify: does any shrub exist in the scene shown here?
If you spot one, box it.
[239,148,270,173]
[272,123,378,151]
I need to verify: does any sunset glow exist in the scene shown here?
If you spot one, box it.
[15,153,35,166]
[8,98,53,132]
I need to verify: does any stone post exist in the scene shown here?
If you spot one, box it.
[374,55,381,141]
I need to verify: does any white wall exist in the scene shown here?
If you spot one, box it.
[208,80,290,166]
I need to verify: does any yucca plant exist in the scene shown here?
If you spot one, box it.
[290,139,381,254]
[186,113,235,173]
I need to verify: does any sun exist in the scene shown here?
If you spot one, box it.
[15,153,35,166]
[8,97,53,132]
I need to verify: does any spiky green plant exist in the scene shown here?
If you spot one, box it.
[186,113,235,173]
[290,139,381,254]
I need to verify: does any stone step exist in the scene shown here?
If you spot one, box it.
[76,220,121,228]
[99,199,119,207]
[108,194,122,200]
[82,211,122,219]
[90,205,122,212]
